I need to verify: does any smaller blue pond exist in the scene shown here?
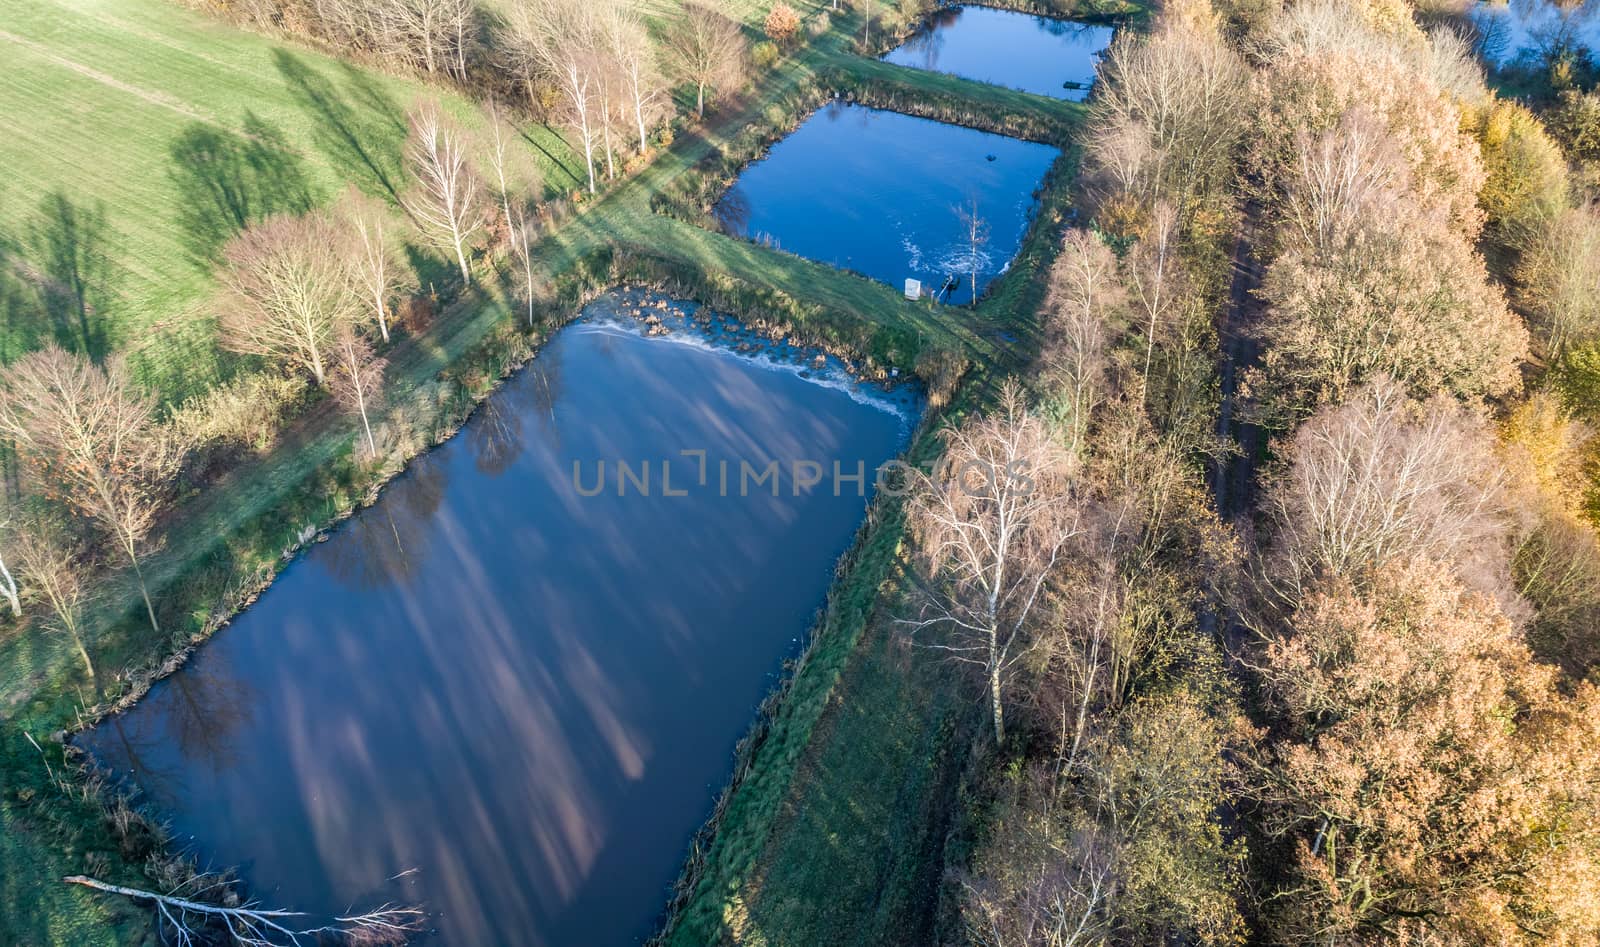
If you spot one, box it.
[1473,0,1600,67]
[883,5,1115,101]
[714,103,1060,306]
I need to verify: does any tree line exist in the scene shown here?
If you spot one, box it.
[0,96,541,690]
[202,0,785,193]
[901,0,1600,943]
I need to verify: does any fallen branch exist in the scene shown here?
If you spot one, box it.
[64,875,423,946]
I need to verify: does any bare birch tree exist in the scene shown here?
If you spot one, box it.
[1040,229,1123,455]
[484,103,518,237]
[1281,108,1409,256]
[902,382,1080,745]
[0,505,20,618]
[403,102,484,282]
[508,205,540,328]
[955,198,991,310]
[339,190,405,344]
[12,515,94,680]
[603,3,666,153]
[482,103,542,327]
[0,347,183,636]
[362,0,477,81]
[1126,200,1180,395]
[329,326,388,458]
[218,211,361,387]
[1088,21,1247,210]
[663,3,748,119]
[503,0,603,193]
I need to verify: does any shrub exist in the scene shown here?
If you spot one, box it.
[1471,99,1571,252]
[169,371,311,455]
[1550,88,1600,164]
[752,40,780,71]
[764,3,801,46]
[807,11,831,37]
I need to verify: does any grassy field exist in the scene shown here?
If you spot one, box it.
[0,0,576,401]
[0,1,1114,943]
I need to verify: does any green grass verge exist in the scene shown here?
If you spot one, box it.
[0,0,576,401]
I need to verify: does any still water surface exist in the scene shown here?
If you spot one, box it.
[1473,0,1600,66]
[81,290,916,945]
[715,103,1060,306]
[883,5,1114,101]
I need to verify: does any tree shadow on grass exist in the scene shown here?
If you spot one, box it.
[167,112,318,268]
[0,190,117,363]
[522,125,586,194]
[27,191,115,362]
[273,50,408,204]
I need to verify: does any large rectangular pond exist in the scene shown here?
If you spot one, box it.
[81,289,918,946]
[714,103,1060,306]
[883,5,1114,101]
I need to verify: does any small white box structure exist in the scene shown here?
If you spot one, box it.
[904,278,922,300]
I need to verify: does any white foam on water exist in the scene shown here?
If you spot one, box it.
[574,312,919,428]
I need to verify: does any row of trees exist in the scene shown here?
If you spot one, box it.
[902,5,1254,942]
[908,241,1246,942]
[1223,0,1600,940]
[212,0,766,196]
[910,0,1600,943]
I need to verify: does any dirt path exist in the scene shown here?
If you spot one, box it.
[1212,203,1266,527]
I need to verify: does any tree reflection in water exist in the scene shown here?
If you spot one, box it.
[322,458,447,591]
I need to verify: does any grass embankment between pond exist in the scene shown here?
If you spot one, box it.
[1,3,1108,943]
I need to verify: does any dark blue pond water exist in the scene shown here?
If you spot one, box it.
[714,103,1060,306]
[1473,0,1600,66]
[884,5,1114,101]
[80,289,917,946]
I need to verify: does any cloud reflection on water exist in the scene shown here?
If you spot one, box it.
[82,291,914,945]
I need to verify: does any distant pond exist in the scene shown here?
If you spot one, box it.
[1473,0,1600,66]
[714,103,1060,306]
[80,289,918,946]
[883,5,1115,101]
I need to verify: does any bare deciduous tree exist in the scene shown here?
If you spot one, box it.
[503,0,603,193]
[663,3,748,119]
[218,212,361,387]
[1040,229,1123,455]
[0,347,183,635]
[12,515,93,680]
[955,197,990,310]
[339,190,405,344]
[1126,200,1181,395]
[402,102,484,282]
[482,103,542,237]
[1087,19,1247,211]
[1281,107,1410,255]
[602,4,667,153]
[508,205,540,329]
[329,326,388,458]
[358,0,478,81]
[1257,377,1512,610]
[902,382,1080,745]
